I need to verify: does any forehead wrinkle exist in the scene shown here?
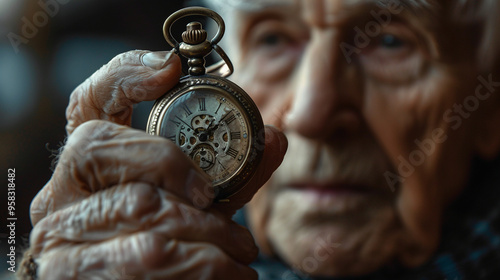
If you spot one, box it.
[212,0,440,22]
[213,0,296,11]
[339,0,440,16]
[296,0,439,28]
[211,0,442,38]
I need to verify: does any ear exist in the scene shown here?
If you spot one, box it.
[475,100,500,160]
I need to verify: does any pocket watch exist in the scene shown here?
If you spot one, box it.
[147,7,265,201]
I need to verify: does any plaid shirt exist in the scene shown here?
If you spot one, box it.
[235,156,500,280]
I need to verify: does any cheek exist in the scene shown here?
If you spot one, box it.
[232,61,293,127]
[363,67,478,202]
[363,72,465,163]
[357,69,480,266]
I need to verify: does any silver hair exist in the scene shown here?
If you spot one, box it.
[191,0,500,71]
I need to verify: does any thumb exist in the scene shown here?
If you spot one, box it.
[66,50,181,134]
[212,125,288,216]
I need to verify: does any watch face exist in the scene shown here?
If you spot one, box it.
[157,86,252,186]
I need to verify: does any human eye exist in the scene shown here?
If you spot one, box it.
[365,32,414,61]
[257,31,291,49]
[249,20,298,58]
[358,23,425,83]
[379,34,406,49]
[242,17,305,81]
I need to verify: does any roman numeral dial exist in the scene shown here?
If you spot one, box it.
[157,89,251,186]
[230,132,241,140]
[226,147,238,159]
[198,98,206,111]
[147,7,265,200]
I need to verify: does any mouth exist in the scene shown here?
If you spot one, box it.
[288,181,387,197]
[279,181,393,217]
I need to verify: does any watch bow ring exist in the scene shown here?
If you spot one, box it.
[147,7,265,201]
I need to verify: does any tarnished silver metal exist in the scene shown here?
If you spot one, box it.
[148,7,264,200]
[162,6,233,77]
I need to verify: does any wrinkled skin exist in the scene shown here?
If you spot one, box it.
[217,0,500,277]
[28,0,500,279]
[29,50,287,279]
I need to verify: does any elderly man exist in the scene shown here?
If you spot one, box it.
[21,0,500,279]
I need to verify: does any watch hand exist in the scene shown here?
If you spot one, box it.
[204,118,220,135]
[201,157,214,165]
[207,123,219,134]
[177,117,194,131]
[206,118,216,131]
[216,158,227,170]
[219,110,233,123]
[195,118,216,137]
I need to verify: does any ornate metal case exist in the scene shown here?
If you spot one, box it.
[147,7,264,200]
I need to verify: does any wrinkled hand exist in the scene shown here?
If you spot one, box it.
[28,51,287,279]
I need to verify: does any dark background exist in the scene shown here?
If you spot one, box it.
[0,0,197,273]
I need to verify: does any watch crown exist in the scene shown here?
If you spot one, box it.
[182,22,208,45]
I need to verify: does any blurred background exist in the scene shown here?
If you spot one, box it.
[0,0,196,273]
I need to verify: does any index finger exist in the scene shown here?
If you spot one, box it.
[30,120,213,226]
[65,50,181,135]
[210,126,288,216]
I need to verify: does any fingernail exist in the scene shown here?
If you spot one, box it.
[277,129,288,156]
[185,169,214,209]
[141,51,175,70]
[265,125,279,145]
[266,125,288,155]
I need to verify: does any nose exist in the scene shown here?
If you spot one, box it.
[284,29,362,140]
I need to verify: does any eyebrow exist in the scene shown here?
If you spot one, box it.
[224,0,440,17]
[226,0,441,32]
[216,0,295,11]
[376,0,439,16]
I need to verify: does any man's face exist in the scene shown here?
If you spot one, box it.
[218,0,495,276]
